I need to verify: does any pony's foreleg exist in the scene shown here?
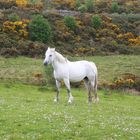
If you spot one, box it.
[64,78,73,103]
[54,80,61,102]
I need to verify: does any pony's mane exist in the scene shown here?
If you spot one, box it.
[55,51,67,63]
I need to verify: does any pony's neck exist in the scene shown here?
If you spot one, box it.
[55,51,67,63]
[52,51,67,69]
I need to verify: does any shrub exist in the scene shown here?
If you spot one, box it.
[134,76,140,91]
[102,73,140,91]
[0,33,18,48]
[113,73,138,90]
[64,16,77,31]
[78,5,87,13]
[16,0,43,9]
[7,13,20,22]
[111,2,119,13]
[91,15,102,29]
[17,40,47,57]
[16,0,27,7]
[95,0,111,12]
[86,0,94,12]
[102,41,118,52]
[0,47,19,57]
[0,0,16,9]
[29,15,52,43]
[27,41,47,57]
[116,45,135,54]
[28,0,41,5]
[53,20,74,42]
[87,27,96,38]
[27,0,43,9]
[76,0,81,8]
[3,19,29,38]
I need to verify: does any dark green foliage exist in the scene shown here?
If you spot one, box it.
[88,27,96,38]
[78,5,87,13]
[76,0,81,8]
[0,47,19,57]
[86,0,94,12]
[0,1,16,9]
[0,33,18,48]
[29,15,52,43]
[18,40,47,57]
[91,15,102,29]
[28,0,38,5]
[134,77,140,91]
[111,2,119,13]
[7,13,20,22]
[64,16,76,31]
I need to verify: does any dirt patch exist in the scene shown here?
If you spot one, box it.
[124,88,140,96]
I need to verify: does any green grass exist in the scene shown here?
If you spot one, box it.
[0,55,140,139]
[0,55,140,85]
[0,57,45,84]
[0,83,140,140]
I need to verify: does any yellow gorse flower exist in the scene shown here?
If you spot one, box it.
[3,19,30,38]
[16,0,27,7]
[128,37,140,45]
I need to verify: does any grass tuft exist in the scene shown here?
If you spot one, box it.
[0,83,140,139]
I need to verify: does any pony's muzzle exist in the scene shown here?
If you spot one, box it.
[43,61,48,66]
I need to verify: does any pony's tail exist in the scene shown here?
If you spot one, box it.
[90,62,99,103]
[94,72,98,89]
[89,62,98,78]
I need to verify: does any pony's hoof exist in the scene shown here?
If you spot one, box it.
[68,96,74,104]
[68,100,72,104]
[88,101,92,104]
[54,98,58,102]
[94,97,99,103]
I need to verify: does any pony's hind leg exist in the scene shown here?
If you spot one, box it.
[54,80,61,102]
[64,78,73,103]
[93,83,99,103]
[84,77,92,103]
[91,80,99,103]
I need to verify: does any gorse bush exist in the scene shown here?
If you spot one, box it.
[28,0,40,5]
[86,0,94,12]
[16,0,43,8]
[0,0,16,9]
[76,0,81,8]
[0,33,18,48]
[64,16,76,31]
[91,15,102,29]
[78,5,87,13]
[3,19,29,38]
[16,0,27,7]
[27,0,43,9]
[111,2,119,13]
[29,15,52,43]
[7,13,20,22]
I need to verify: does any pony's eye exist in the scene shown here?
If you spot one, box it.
[49,55,52,57]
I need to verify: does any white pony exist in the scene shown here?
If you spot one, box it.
[43,47,99,104]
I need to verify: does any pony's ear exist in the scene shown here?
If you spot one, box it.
[47,47,50,50]
[51,48,55,52]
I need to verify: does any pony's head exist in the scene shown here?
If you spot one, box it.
[43,47,55,66]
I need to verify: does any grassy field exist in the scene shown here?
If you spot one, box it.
[0,55,140,85]
[0,55,140,140]
[0,83,140,140]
